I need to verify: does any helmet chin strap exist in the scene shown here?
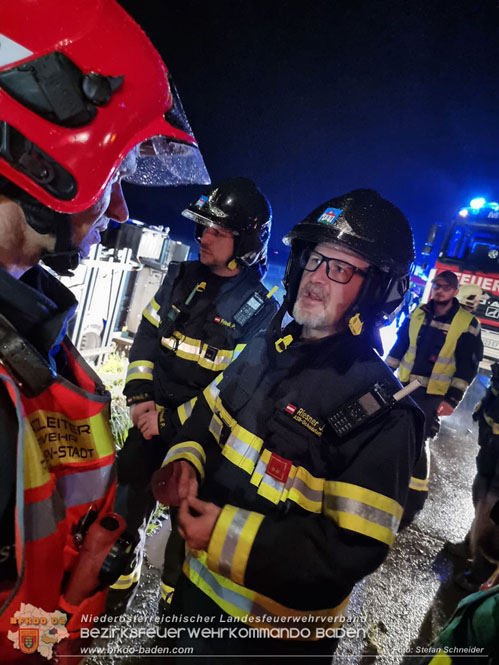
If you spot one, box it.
[0,179,80,276]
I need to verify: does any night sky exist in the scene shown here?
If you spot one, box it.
[118,0,499,265]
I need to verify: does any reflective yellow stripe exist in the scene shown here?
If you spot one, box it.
[184,552,348,638]
[207,505,264,586]
[161,334,235,372]
[428,649,452,664]
[398,307,426,384]
[410,440,430,491]
[160,582,175,603]
[163,441,206,481]
[409,476,429,491]
[233,343,246,362]
[177,397,197,425]
[324,481,403,546]
[125,360,154,384]
[484,413,499,435]
[142,297,160,328]
[399,306,473,395]
[111,561,141,589]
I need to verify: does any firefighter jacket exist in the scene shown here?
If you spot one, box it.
[386,299,483,406]
[0,266,116,661]
[473,382,499,491]
[160,324,423,637]
[123,260,278,438]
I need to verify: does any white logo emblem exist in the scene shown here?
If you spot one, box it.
[0,34,33,69]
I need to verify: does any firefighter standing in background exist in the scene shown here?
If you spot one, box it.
[109,178,278,613]
[0,0,209,659]
[153,189,424,663]
[387,270,483,521]
[445,362,499,592]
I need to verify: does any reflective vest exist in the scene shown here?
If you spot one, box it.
[398,306,473,395]
[0,341,116,660]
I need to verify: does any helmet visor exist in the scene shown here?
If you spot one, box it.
[125,135,210,187]
[125,81,210,187]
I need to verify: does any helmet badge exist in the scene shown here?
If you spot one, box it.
[317,207,343,225]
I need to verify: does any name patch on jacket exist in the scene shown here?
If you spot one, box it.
[29,413,106,465]
[284,403,325,437]
[214,316,235,329]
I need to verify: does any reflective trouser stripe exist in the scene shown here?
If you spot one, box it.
[410,440,430,491]
[160,582,175,603]
[111,560,141,590]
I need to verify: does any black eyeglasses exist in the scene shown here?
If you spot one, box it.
[300,250,367,284]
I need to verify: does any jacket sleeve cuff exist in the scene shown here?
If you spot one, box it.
[162,441,206,481]
[207,505,264,586]
[126,392,153,406]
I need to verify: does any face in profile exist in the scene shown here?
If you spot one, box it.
[199,225,235,272]
[70,148,139,259]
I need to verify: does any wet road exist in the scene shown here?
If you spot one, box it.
[333,374,487,664]
[85,375,488,664]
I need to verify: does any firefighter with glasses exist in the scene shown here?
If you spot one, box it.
[0,0,209,659]
[153,189,424,662]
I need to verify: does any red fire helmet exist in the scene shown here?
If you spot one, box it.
[0,0,210,213]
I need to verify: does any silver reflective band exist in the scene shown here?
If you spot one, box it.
[323,495,400,534]
[218,509,252,579]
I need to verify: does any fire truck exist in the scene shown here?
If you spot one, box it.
[421,198,499,368]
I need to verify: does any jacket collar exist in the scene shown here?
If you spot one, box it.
[0,265,77,364]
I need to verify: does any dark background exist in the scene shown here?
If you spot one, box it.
[118,0,499,264]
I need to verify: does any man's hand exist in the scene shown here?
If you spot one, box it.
[130,400,155,427]
[152,460,198,506]
[437,401,455,416]
[178,496,221,551]
[137,409,160,439]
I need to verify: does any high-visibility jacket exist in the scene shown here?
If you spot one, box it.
[160,326,423,639]
[422,579,499,665]
[387,300,482,404]
[0,340,116,661]
[398,305,473,394]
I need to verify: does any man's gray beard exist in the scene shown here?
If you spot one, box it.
[292,298,327,328]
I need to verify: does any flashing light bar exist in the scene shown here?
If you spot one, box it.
[470,197,486,210]
[458,198,499,216]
